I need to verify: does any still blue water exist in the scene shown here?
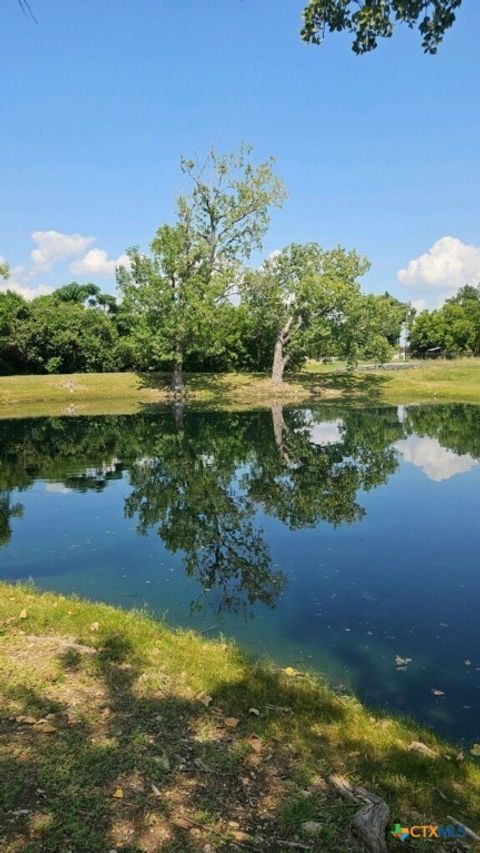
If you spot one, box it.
[1,403,479,744]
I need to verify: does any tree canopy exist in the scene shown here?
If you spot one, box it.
[244,242,371,383]
[118,146,285,393]
[409,284,480,358]
[0,285,128,375]
[301,0,462,53]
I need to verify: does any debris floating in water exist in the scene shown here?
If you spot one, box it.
[394,655,412,669]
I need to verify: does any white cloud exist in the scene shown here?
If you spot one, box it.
[395,436,477,482]
[410,298,428,313]
[0,278,53,301]
[69,248,130,277]
[30,230,94,272]
[397,237,480,291]
[2,230,128,297]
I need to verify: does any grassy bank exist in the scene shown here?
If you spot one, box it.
[1,584,479,852]
[0,359,480,419]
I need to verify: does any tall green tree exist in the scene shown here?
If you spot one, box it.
[301,0,462,53]
[243,242,371,383]
[118,146,285,393]
[0,261,10,280]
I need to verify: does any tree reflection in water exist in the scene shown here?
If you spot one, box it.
[0,403,478,615]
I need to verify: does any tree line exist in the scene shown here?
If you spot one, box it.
[409,285,480,358]
[3,146,477,382]
[1,146,409,387]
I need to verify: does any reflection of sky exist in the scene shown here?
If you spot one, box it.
[395,436,478,482]
[44,482,72,494]
[308,418,344,446]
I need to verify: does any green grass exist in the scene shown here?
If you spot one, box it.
[304,357,480,404]
[1,583,479,851]
[1,359,480,420]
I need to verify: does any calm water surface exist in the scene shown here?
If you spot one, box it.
[1,403,479,744]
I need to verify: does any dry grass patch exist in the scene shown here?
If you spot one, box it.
[0,584,479,851]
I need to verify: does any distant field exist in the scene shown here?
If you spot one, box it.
[0,358,479,418]
[304,358,480,403]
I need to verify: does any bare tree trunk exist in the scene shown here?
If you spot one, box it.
[271,317,293,385]
[271,333,286,385]
[171,341,185,396]
[171,362,185,395]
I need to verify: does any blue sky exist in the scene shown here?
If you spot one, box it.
[1,0,479,309]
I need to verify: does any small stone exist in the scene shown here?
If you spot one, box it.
[36,722,57,734]
[231,831,254,843]
[302,821,323,834]
[408,741,439,759]
[246,736,262,754]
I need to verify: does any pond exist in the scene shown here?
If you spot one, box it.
[1,402,479,745]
